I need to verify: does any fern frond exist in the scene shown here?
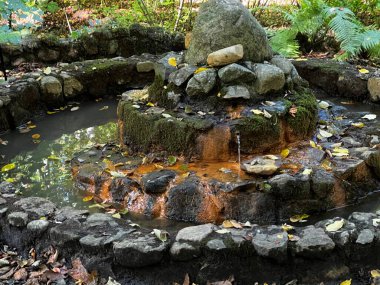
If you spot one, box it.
[269,29,300,58]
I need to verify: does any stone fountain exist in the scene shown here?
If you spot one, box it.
[72,0,379,224]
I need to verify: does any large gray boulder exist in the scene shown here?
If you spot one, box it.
[185,0,272,65]
[253,64,285,94]
[186,69,217,96]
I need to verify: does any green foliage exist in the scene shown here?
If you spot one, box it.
[264,0,380,60]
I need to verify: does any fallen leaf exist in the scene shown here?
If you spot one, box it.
[251,109,264,115]
[340,279,351,285]
[289,105,297,117]
[281,148,290,158]
[243,221,252,227]
[31,134,41,140]
[362,114,376,120]
[310,140,317,148]
[326,219,344,232]
[14,268,28,281]
[263,155,278,160]
[168,156,177,166]
[47,111,57,115]
[332,147,349,157]
[1,163,16,172]
[318,101,330,109]
[295,58,307,61]
[373,218,380,227]
[132,105,140,109]
[146,102,155,107]
[106,277,122,285]
[319,129,333,138]
[70,106,80,112]
[48,155,60,161]
[109,171,127,178]
[288,234,300,241]
[358,68,369,74]
[69,258,95,284]
[282,224,294,231]
[371,269,380,278]
[215,229,230,234]
[351,122,364,128]
[194,67,208,74]
[167,57,177,67]
[99,106,109,111]
[263,109,272,119]
[321,159,333,171]
[153,229,169,242]
[183,273,190,285]
[162,113,172,118]
[302,168,312,175]
[43,67,52,75]
[290,213,309,223]
[222,220,234,228]
[112,213,121,219]
[83,195,94,202]
[47,248,58,264]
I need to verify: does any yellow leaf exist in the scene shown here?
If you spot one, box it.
[358,68,369,74]
[340,279,351,285]
[332,147,349,157]
[326,219,344,232]
[28,124,37,129]
[310,140,317,148]
[168,57,177,67]
[1,163,16,172]
[351,122,365,128]
[222,220,234,228]
[319,129,333,138]
[82,195,94,202]
[5,178,15,183]
[251,109,264,115]
[295,58,308,61]
[112,213,121,219]
[43,67,52,75]
[282,224,294,231]
[321,159,332,171]
[32,134,41,140]
[47,111,57,115]
[371,269,380,278]
[281,148,290,158]
[181,172,190,178]
[194,67,208,74]
[47,155,60,161]
[146,102,155,107]
[302,168,312,175]
[290,213,309,223]
[230,220,243,229]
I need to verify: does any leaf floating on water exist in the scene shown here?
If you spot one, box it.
[82,195,94,202]
[167,57,177,67]
[281,148,290,158]
[340,279,352,285]
[167,155,177,166]
[43,67,52,75]
[362,114,376,120]
[318,101,330,109]
[99,106,109,111]
[351,122,365,128]
[215,229,230,234]
[31,134,41,140]
[263,109,272,119]
[290,213,309,223]
[48,155,60,161]
[326,219,344,232]
[47,111,57,115]
[1,163,16,172]
[358,68,369,74]
[112,213,121,219]
[319,129,333,138]
[0,139,8,146]
[153,229,169,242]
[194,67,208,74]
[251,109,264,115]
[371,269,380,278]
[70,106,80,112]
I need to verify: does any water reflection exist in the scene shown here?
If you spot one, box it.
[0,122,117,208]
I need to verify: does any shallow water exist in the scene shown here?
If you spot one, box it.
[0,97,379,226]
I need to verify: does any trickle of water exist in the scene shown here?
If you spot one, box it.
[236,131,241,181]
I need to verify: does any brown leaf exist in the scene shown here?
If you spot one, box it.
[24,278,41,285]
[47,248,58,264]
[14,268,28,281]
[0,267,15,280]
[69,258,96,285]
[289,105,297,117]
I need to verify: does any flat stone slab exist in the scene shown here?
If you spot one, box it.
[13,197,56,219]
[176,224,214,243]
[294,226,335,258]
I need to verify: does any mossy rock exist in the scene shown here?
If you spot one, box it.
[283,90,318,142]
[118,101,213,155]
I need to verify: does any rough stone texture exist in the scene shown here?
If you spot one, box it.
[27,220,49,234]
[136,61,155,73]
[221,85,250,99]
[269,174,310,200]
[8,212,28,227]
[13,197,56,220]
[40,76,63,107]
[170,242,201,261]
[218,63,255,83]
[169,65,197,86]
[154,53,182,81]
[113,235,168,267]
[252,228,288,261]
[368,77,380,102]
[270,55,293,75]
[253,64,285,94]
[295,226,335,258]
[38,49,60,62]
[242,157,279,175]
[141,170,176,194]
[186,69,217,96]
[207,45,244,67]
[175,224,214,243]
[55,207,89,222]
[0,182,16,194]
[206,239,227,251]
[61,74,83,99]
[311,170,335,199]
[185,0,272,65]
[356,229,374,245]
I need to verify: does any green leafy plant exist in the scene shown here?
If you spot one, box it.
[262,0,380,60]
